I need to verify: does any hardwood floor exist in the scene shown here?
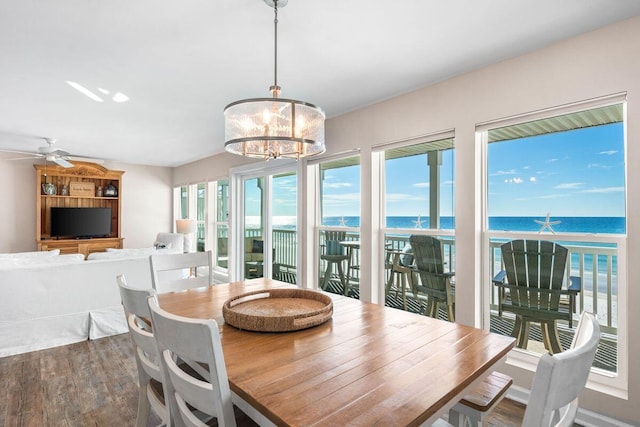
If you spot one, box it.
[0,334,531,426]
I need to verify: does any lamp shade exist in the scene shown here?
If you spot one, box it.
[176,219,197,234]
[224,97,325,160]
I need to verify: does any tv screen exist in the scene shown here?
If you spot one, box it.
[50,207,112,238]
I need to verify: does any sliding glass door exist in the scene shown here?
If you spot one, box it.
[239,170,297,282]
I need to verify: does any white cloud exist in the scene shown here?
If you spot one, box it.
[600,150,618,155]
[492,169,517,176]
[580,186,625,194]
[554,182,583,190]
[546,158,559,163]
[504,177,523,184]
[386,193,426,202]
[412,182,429,188]
[324,182,352,189]
[323,193,360,201]
[588,163,611,169]
[529,177,536,182]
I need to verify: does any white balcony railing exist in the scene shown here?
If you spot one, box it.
[267,229,619,333]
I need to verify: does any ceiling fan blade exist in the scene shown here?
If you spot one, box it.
[6,156,40,161]
[0,149,42,156]
[53,157,74,168]
[67,155,105,164]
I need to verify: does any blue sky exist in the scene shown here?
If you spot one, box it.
[244,174,297,218]
[245,122,625,220]
[488,123,624,217]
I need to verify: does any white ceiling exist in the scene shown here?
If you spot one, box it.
[0,0,639,167]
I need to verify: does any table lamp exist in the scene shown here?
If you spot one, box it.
[176,219,197,253]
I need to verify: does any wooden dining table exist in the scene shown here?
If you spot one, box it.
[157,278,515,426]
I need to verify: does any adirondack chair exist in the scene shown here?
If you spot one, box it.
[493,240,582,354]
[409,235,455,321]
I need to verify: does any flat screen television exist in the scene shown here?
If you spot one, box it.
[50,207,112,239]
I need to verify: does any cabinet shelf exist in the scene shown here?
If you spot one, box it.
[40,195,119,200]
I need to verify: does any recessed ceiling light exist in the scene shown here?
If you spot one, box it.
[66,81,104,102]
[112,92,129,103]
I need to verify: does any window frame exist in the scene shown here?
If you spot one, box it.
[373,130,456,307]
[479,93,629,399]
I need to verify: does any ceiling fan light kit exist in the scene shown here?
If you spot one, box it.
[224,0,325,161]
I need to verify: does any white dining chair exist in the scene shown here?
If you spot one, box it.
[146,295,241,427]
[149,250,213,293]
[522,311,600,427]
[117,275,168,427]
[437,311,600,427]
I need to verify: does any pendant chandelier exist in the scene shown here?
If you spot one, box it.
[224,0,325,160]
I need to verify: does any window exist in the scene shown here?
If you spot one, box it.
[384,137,455,230]
[177,185,188,219]
[212,179,229,270]
[231,164,298,282]
[272,172,297,283]
[481,97,627,395]
[196,183,206,252]
[318,155,361,298]
[378,135,455,315]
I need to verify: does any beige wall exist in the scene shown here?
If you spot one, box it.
[110,161,174,248]
[0,157,173,252]
[173,150,258,185]
[0,157,37,252]
[175,16,640,423]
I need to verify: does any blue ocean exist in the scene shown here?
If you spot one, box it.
[322,216,626,234]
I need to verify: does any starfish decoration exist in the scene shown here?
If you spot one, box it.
[338,216,348,227]
[413,214,425,229]
[535,213,561,234]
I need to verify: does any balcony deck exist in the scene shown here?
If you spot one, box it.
[318,278,618,373]
[266,228,619,372]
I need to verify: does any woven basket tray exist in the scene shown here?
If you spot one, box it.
[222,289,333,332]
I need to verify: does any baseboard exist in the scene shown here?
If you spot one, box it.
[506,385,635,427]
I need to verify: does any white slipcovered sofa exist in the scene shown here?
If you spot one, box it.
[0,246,180,357]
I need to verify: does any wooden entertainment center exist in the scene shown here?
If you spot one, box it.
[35,161,124,258]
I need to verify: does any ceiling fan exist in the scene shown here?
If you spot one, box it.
[0,137,103,168]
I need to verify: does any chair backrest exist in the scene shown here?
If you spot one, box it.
[500,240,568,311]
[399,244,414,267]
[150,251,213,293]
[155,232,184,250]
[323,230,347,256]
[522,311,600,427]
[147,295,237,427]
[409,235,448,296]
[117,275,168,422]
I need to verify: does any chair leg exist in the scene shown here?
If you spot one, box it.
[511,316,529,349]
[447,303,455,322]
[541,320,563,354]
[336,262,347,295]
[401,273,408,310]
[135,383,151,427]
[425,298,437,318]
[321,262,332,290]
[385,270,394,295]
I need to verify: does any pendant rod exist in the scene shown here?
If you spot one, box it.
[274,1,278,89]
